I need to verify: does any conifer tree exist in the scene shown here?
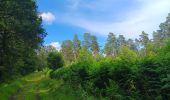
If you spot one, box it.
[82,33,91,51]
[91,35,99,56]
[61,40,74,63]
[104,32,117,57]
[73,34,81,59]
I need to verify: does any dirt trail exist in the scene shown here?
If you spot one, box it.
[8,72,45,100]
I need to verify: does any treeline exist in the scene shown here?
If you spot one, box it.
[0,0,46,82]
[1,0,170,99]
[56,13,170,64]
[48,14,170,99]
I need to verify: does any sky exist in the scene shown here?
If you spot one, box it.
[37,0,170,50]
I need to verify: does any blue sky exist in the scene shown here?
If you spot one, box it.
[37,0,170,50]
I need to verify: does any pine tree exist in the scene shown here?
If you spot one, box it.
[91,35,99,56]
[61,40,74,63]
[127,39,137,51]
[117,35,126,47]
[82,33,91,51]
[153,13,170,47]
[104,32,117,57]
[73,34,81,59]
[116,35,127,53]
[139,31,150,48]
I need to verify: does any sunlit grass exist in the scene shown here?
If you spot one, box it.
[0,69,99,100]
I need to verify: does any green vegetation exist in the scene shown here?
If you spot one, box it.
[48,13,170,99]
[0,0,46,82]
[0,70,99,100]
[47,52,64,70]
[0,80,23,99]
[1,0,170,100]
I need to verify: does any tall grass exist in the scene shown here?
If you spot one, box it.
[0,79,23,100]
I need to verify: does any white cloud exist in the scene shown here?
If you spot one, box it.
[49,42,61,51]
[40,12,56,24]
[67,0,81,10]
[62,0,170,39]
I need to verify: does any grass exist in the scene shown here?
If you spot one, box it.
[0,69,101,100]
[0,79,23,100]
[0,71,48,100]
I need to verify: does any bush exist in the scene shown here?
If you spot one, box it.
[105,80,124,100]
[90,60,112,96]
[50,67,71,80]
[136,57,161,99]
[47,52,64,70]
[50,57,139,98]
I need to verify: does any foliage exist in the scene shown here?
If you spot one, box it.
[91,35,100,56]
[73,34,81,59]
[0,0,46,81]
[104,32,117,57]
[0,80,23,99]
[47,52,64,70]
[1,0,170,99]
[50,33,170,99]
[61,40,74,63]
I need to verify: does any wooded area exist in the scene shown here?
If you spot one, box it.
[0,0,170,100]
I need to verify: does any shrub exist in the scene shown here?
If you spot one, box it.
[105,80,124,100]
[47,52,64,70]
[50,67,71,80]
[136,57,161,99]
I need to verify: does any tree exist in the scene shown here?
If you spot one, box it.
[159,13,170,34]
[44,45,57,53]
[134,38,140,51]
[73,34,81,59]
[61,40,74,63]
[139,31,150,48]
[36,46,48,71]
[0,0,46,81]
[91,35,99,56]
[82,33,91,51]
[119,46,137,68]
[153,31,164,47]
[36,45,56,71]
[117,35,126,47]
[116,35,127,53]
[153,13,170,47]
[127,39,137,51]
[104,32,117,57]
[47,52,64,70]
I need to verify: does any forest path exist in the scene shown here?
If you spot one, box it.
[9,72,50,100]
